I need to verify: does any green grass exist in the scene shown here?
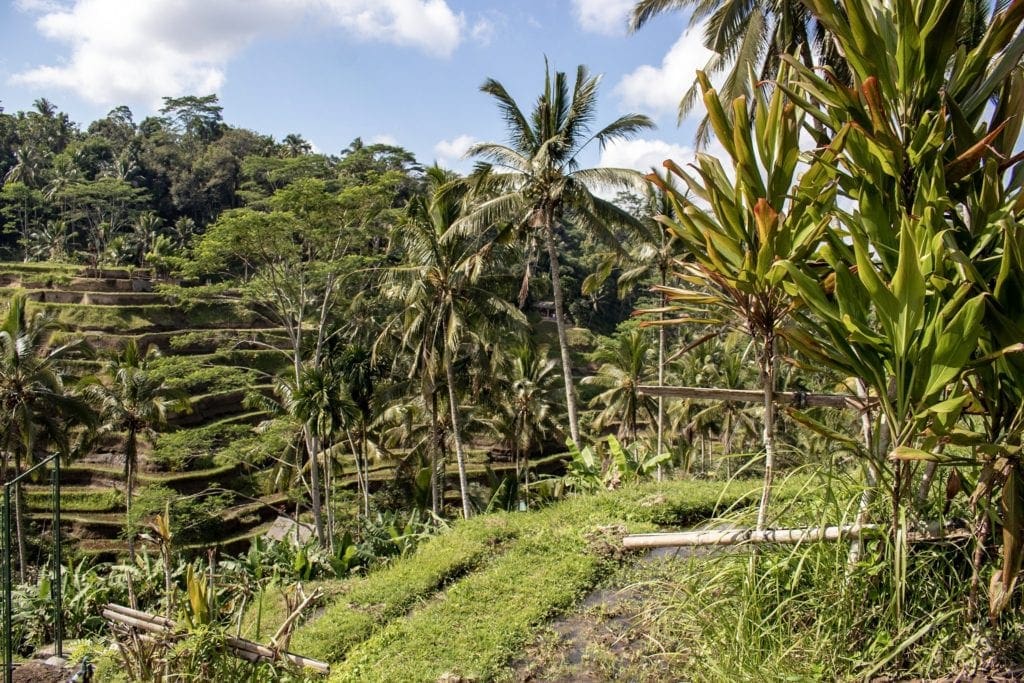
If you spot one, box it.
[152,412,265,470]
[26,300,263,333]
[335,510,602,682]
[147,353,260,394]
[281,476,809,682]
[167,328,291,352]
[215,417,297,467]
[284,514,519,662]
[26,486,122,513]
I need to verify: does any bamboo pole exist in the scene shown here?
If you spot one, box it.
[104,603,174,628]
[624,524,881,548]
[623,524,970,549]
[637,385,874,411]
[225,636,331,674]
[271,587,321,649]
[102,610,172,635]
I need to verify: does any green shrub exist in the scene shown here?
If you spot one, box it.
[148,354,258,395]
[216,417,298,468]
[152,418,256,471]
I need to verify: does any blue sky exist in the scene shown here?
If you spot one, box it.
[0,1,719,173]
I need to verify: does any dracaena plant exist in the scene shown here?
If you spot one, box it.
[771,0,1024,619]
[646,65,838,531]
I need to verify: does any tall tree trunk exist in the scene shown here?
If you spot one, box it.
[324,445,335,552]
[428,389,440,518]
[360,423,370,516]
[444,357,473,520]
[14,451,26,582]
[544,228,580,445]
[126,427,137,561]
[656,288,666,481]
[755,333,777,532]
[344,428,364,518]
[304,427,326,545]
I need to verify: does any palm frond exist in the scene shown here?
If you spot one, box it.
[480,78,537,151]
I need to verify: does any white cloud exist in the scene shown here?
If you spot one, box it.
[571,0,634,35]
[370,134,399,146]
[599,136,731,204]
[615,23,715,117]
[317,0,464,57]
[470,18,495,46]
[433,133,479,168]
[10,0,465,106]
[599,137,695,174]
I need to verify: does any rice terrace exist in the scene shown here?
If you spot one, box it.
[0,0,1023,680]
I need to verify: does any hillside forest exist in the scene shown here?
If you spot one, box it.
[1,0,1024,680]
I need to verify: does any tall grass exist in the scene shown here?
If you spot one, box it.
[625,471,1020,681]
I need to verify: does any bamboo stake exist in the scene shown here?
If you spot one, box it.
[637,385,874,411]
[102,610,173,635]
[225,636,330,674]
[270,586,321,650]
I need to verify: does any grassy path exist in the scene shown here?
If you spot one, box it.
[285,477,802,682]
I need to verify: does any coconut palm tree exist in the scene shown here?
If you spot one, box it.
[385,166,525,519]
[629,0,992,146]
[490,343,561,500]
[0,294,93,579]
[583,329,658,444]
[462,62,654,445]
[85,340,184,560]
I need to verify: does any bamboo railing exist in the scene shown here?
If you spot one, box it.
[101,603,330,675]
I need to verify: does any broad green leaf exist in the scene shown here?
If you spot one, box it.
[924,294,985,397]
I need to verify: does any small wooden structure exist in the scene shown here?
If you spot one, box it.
[264,516,316,545]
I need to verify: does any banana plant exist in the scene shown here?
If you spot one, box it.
[646,64,838,530]
[562,435,670,493]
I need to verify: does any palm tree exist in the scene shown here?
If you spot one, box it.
[590,178,681,466]
[491,343,561,501]
[462,62,654,445]
[333,344,381,518]
[282,133,313,157]
[85,340,183,559]
[0,294,92,579]
[131,212,162,266]
[3,146,45,188]
[385,166,525,519]
[629,0,845,145]
[290,363,358,543]
[583,329,658,444]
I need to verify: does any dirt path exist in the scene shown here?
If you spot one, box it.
[511,546,705,682]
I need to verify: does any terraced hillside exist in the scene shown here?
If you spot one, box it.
[3,261,298,558]
[3,262,564,558]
